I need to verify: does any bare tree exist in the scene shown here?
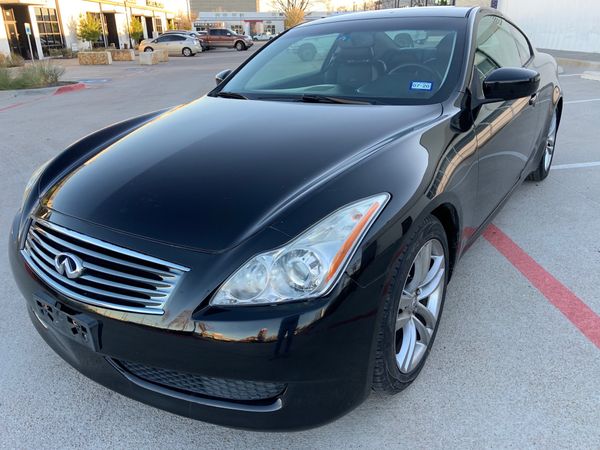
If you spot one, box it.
[271,0,312,28]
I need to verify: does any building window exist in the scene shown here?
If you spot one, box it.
[231,24,243,34]
[155,17,163,34]
[34,7,64,56]
[265,25,275,34]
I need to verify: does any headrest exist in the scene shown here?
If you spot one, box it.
[337,32,375,49]
[436,33,454,53]
[336,46,374,61]
[394,33,414,48]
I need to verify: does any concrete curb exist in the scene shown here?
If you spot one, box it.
[0,82,85,113]
[5,82,86,98]
[53,82,86,95]
[556,57,600,70]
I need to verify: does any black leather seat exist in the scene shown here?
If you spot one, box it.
[325,33,386,90]
[427,33,455,77]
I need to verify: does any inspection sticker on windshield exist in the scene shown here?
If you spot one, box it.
[410,81,433,91]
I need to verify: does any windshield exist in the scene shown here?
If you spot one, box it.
[217,17,466,105]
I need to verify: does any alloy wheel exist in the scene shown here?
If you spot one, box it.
[544,111,558,171]
[395,239,445,374]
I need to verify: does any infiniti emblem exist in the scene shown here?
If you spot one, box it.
[54,253,84,279]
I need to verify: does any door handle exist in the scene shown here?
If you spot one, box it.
[529,93,538,106]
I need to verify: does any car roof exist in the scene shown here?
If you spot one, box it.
[302,6,475,26]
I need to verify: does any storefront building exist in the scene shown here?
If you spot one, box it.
[194,11,340,37]
[1,0,189,58]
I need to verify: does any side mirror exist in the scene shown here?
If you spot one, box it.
[482,67,540,103]
[227,33,232,36]
[215,69,232,86]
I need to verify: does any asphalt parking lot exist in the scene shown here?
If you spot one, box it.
[1,47,599,448]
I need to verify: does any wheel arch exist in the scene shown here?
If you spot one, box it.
[430,202,460,280]
[556,96,563,128]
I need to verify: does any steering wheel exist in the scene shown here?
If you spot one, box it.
[389,63,441,83]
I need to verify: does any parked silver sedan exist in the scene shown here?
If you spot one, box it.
[139,33,202,57]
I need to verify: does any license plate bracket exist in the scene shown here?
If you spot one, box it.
[33,294,101,352]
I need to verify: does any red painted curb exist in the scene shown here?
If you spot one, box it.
[484,224,600,349]
[53,82,86,95]
[0,101,26,113]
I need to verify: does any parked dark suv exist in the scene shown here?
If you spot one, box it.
[204,28,253,51]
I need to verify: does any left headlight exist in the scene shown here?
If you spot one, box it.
[211,193,390,306]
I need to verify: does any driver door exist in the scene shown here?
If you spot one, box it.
[473,16,540,225]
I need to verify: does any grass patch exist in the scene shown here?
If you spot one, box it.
[0,61,65,90]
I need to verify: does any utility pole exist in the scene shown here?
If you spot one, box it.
[124,0,133,49]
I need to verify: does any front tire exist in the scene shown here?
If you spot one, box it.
[144,47,153,52]
[235,41,246,51]
[527,109,558,182]
[372,215,449,393]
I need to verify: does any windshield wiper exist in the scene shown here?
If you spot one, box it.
[214,91,248,100]
[299,94,373,105]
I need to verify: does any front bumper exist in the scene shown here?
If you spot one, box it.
[9,213,384,430]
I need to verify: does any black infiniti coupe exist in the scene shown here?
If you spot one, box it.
[10,7,561,430]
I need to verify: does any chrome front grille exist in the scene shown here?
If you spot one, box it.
[21,218,189,315]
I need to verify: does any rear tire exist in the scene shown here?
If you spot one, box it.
[372,215,449,393]
[527,109,558,182]
[235,41,246,51]
[144,47,153,52]
[182,47,193,57]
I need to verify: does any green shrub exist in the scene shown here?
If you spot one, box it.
[48,48,76,58]
[77,13,103,46]
[129,17,144,43]
[0,61,66,90]
[0,53,25,68]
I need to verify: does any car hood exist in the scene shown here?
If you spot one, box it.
[44,96,441,252]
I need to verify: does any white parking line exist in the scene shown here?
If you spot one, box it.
[552,161,600,170]
[564,98,600,104]
[559,73,584,77]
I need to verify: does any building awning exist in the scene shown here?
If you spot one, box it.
[0,0,50,5]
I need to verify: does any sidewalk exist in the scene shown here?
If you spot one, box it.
[539,48,600,69]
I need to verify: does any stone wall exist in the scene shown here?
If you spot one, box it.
[109,49,135,61]
[138,51,160,65]
[155,49,169,63]
[78,51,112,65]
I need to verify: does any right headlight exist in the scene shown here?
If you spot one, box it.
[21,160,50,210]
[211,193,390,306]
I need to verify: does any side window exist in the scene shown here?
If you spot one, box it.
[507,23,532,65]
[209,29,218,36]
[475,16,523,82]
[172,35,185,41]
[155,36,170,43]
